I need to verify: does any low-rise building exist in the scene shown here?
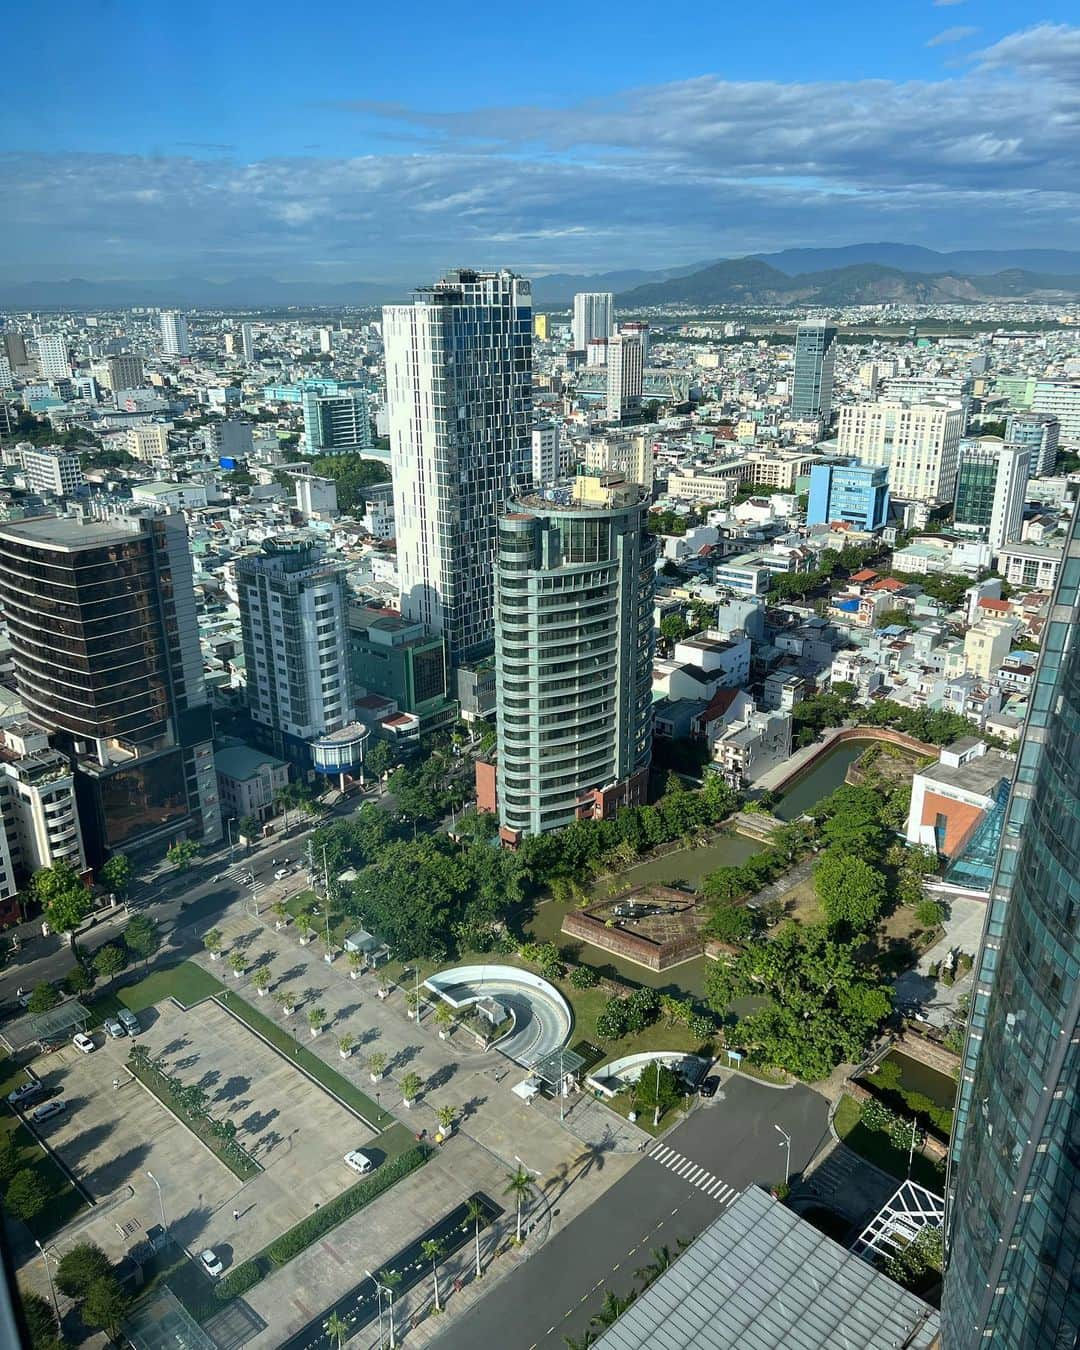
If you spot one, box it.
[906,737,1013,860]
[131,481,209,512]
[995,539,1064,591]
[214,743,291,822]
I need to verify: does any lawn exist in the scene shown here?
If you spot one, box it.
[605,1086,690,1137]
[0,1056,88,1239]
[85,961,221,1029]
[834,1094,944,1191]
[282,890,352,946]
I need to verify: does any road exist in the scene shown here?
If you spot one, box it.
[432,1074,831,1350]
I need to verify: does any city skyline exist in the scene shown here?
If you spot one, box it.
[3,5,1079,281]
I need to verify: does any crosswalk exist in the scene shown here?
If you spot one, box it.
[647,1143,740,1205]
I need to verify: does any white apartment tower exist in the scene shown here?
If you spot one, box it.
[160,311,190,357]
[383,269,533,664]
[241,322,255,364]
[531,422,562,487]
[36,334,71,380]
[606,334,644,422]
[837,399,964,505]
[572,292,614,351]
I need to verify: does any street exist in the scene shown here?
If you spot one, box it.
[432,1075,831,1349]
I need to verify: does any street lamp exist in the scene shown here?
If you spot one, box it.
[34,1239,60,1331]
[146,1170,167,1230]
[653,1059,662,1128]
[365,1270,395,1348]
[226,818,236,855]
[774,1123,791,1186]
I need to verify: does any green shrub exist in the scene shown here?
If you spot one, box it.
[569,964,600,989]
[215,1257,267,1301]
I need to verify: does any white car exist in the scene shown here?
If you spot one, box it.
[72,1033,95,1055]
[31,1100,66,1124]
[199,1248,223,1278]
[343,1150,374,1175]
[274,867,290,881]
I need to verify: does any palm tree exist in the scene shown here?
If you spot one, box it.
[204,928,223,960]
[434,1001,455,1038]
[347,949,364,979]
[503,1166,534,1243]
[295,912,315,946]
[273,988,294,1016]
[275,783,299,828]
[421,1238,444,1312]
[466,1196,486,1279]
[323,1311,349,1348]
[367,1050,387,1083]
[338,1033,355,1059]
[635,1245,672,1286]
[308,1006,327,1037]
[400,1071,422,1108]
[564,1332,599,1349]
[252,967,271,996]
[271,900,289,930]
[227,951,245,979]
[591,1288,635,1330]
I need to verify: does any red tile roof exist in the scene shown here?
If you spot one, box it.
[850,568,879,583]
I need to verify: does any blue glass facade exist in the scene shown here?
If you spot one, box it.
[790,321,837,420]
[942,508,1080,1348]
[806,462,890,531]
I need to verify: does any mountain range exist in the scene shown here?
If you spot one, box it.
[2,244,1079,309]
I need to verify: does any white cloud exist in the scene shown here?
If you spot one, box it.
[926,26,979,47]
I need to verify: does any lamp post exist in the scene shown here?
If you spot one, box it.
[774,1123,791,1186]
[226,817,235,855]
[653,1059,662,1128]
[365,1271,395,1348]
[146,1169,167,1230]
[34,1240,60,1331]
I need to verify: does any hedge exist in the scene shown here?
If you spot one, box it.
[215,1145,430,1300]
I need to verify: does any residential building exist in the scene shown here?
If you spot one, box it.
[214,742,290,822]
[533,314,549,341]
[241,322,255,365]
[582,432,654,490]
[572,292,614,351]
[130,481,208,513]
[0,356,12,392]
[36,334,71,380]
[709,708,792,788]
[0,721,86,881]
[4,334,27,368]
[806,461,889,530]
[713,554,773,596]
[952,439,1029,552]
[160,311,190,357]
[995,538,1063,591]
[383,269,533,665]
[236,536,354,767]
[318,327,334,353]
[124,423,170,463]
[963,617,1016,679]
[790,320,837,421]
[347,605,456,734]
[531,422,562,487]
[0,509,221,865]
[205,419,254,460]
[301,382,371,455]
[586,338,608,366]
[17,446,85,498]
[942,506,1080,1346]
[484,471,655,840]
[294,475,338,519]
[836,399,964,504]
[606,334,643,422]
[619,320,649,361]
[1031,378,1080,443]
[1005,411,1060,476]
[101,354,144,392]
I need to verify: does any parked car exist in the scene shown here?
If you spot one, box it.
[199,1248,223,1277]
[698,1075,721,1099]
[72,1032,96,1054]
[343,1150,374,1175]
[103,1018,126,1039]
[31,1100,66,1124]
[273,867,291,881]
[7,1080,46,1108]
[117,1009,141,1036]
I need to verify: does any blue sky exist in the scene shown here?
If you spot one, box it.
[3,1,1079,280]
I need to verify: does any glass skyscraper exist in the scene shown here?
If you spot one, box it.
[942,506,1080,1347]
[790,319,837,421]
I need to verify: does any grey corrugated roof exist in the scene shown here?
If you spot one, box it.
[593,1187,940,1350]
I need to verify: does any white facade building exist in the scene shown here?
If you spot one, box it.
[836,399,964,504]
[17,446,85,497]
[36,334,70,380]
[241,322,255,365]
[531,422,562,486]
[383,269,533,664]
[572,292,614,351]
[160,311,190,357]
[1031,381,1080,445]
[125,423,171,463]
[606,334,644,422]
[0,723,86,879]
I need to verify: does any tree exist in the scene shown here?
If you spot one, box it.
[367,1050,387,1080]
[323,1312,349,1349]
[123,914,160,966]
[251,967,271,996]
[466,1195,486,1279]
[65,964,93,997]
[27,982,60,1014]
[338,1033,355,1057]
[706,902,756,944]
[92,944,126,987]
[816,785,887,858]
[421,1237,445,1312]
[99,855,133,899]
[0,1132,20,1186]
[659,613,689,645]
[365,739,394,780]
[434,1001,455,1036]
[32,863,90,952]
[56,1241,112,1297]
[436,1104,456,1133]
[227,952,246,979]
[166,838,199,870]
[401,1070,423,1105]
[915,897,946,928]
[634,1063,681,1125]
[504,1165,534,1242]
[6,1168,49,1220]
[236,815,259,843]
[307,1006,327,1037]
[814,851,888,937]
[19,1286,63,1350]
[81,1273,130,1341]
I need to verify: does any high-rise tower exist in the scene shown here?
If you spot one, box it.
[572,292,614,351]
[606,334,643,422]
[790,319,837,421]
[160,311,190,357]
[383,269,533,665]
[941,505,1080,1347]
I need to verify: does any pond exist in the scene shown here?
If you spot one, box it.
[877,1049,957,1111]
[773,739,876,821]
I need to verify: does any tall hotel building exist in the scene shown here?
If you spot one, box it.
[572,292,614,352]
[942,506,1080,1346]
[484,470,655,840]
[836,399,964,505]
[0,510,221,864]
[160,310,190,357]
[383,269,533,665]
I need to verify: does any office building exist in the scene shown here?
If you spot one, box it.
[17,446,86,499]
[3,334,27,369]
[214,743,290,824]
[790,320,837,421]
[318,327,334,353]
[606,334,643,422]
[124,423,170,464]
[0,510,221,865]
[572,292,614,351]
[236,536,353,766]
[205,419,254,460]
[294,475,338,519]
[806,461,890,531]
[485,471,655,839]
[383,268,533,665]
[160,311,190,357]
[240,322,255,364]
[619,320,649,362]
[0,357,13,393]
[533,314,548,341]
[582,432,654,490]
[101,353,144,392]
[1031,379,1080,444]
[586,338,608,367]
[348,605,457,735]
[1006,411,1061,477]
[836,399,964,505]
[941,507,1080,1347]
[301,382,371,455]
[531,422,562,487]
[953,439,1030,552]
[0,721,86,881]
[36,334,71,381]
